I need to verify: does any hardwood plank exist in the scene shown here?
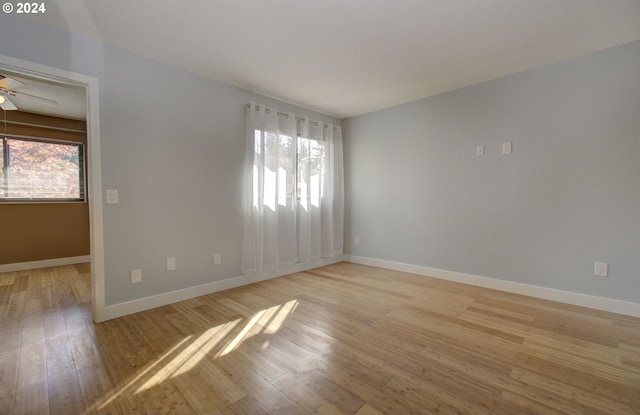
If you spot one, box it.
[227,395,270,415]
[0,323,22,359]
[47,372,85,415]
[17,342,46,389]
[304,354,387,403]
[515,353,637,405]
[75,366,121,414]
[272,372,346,415]
[234,344,287,381]
[135,377,195,415]
[353,403,385,415]
[13,382,49,415]
[243,331,312,374]
[499,389,570,415]
[510,367,634,414]
[0,356,18,415]
[298,370,366,415]
[367,377,445,415]
[215,355,312,414]
[194,358,248,405]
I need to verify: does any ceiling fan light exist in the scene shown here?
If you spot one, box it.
[0,95,5,104]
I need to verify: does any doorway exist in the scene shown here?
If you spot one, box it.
[0,54,105,322]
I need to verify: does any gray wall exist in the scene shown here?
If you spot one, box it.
[0,14,339,305]
[344,40,640,303]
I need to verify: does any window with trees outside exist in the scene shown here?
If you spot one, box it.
[1,136,85,202]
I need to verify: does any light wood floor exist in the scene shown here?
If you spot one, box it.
[1,262,639,414]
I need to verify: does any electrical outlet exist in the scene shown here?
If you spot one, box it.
[476,146,484,157]
[131,269,142,284]
[354,237,360,246]
[502,142,512,155]
[166,257,176,271]
[594,261,608,277]
[214,253,221,266]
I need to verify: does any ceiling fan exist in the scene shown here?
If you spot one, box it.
[0,76,58,111]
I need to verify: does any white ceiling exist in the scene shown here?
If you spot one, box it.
[29,0,640,119]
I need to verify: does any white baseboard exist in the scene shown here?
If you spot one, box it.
[344,255,640,318]
[99,256,344,322]
[0,255,91,273]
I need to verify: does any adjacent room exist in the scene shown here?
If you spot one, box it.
[1,1,639,414]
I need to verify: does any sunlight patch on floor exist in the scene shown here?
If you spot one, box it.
[93,336,191,412]
[137,319,241,392]
[88,298,302,411]
[219,299,299,356]
[218,310,265,357]
[132,299,299,395]
[262,299,298,334]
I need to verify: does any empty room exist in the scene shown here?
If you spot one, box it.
[1,1,639,414]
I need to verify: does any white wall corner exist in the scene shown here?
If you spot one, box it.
[344,255,640,318]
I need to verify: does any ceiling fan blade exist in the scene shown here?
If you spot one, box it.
[10,90,58,106]
[0,96,18,110]
[0,77,25,90]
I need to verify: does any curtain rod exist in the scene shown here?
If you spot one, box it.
[246,103,340,129]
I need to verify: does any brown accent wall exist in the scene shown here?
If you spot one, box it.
[0,110,89,265]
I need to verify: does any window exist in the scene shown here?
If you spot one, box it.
[1,136,85,202]
[242,102,343,274]
[252,130,324,209]
[296,134,324,208]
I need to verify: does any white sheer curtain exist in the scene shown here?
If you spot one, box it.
[242,102,343,274]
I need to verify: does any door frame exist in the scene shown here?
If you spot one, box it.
[0,54,106,322]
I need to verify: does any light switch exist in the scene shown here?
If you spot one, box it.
[594,262,608,277]
[166,257,176,271]
[502,142,512,155]
[131,269,142,284]
[476,146,484,157]
[106,189,119,204]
